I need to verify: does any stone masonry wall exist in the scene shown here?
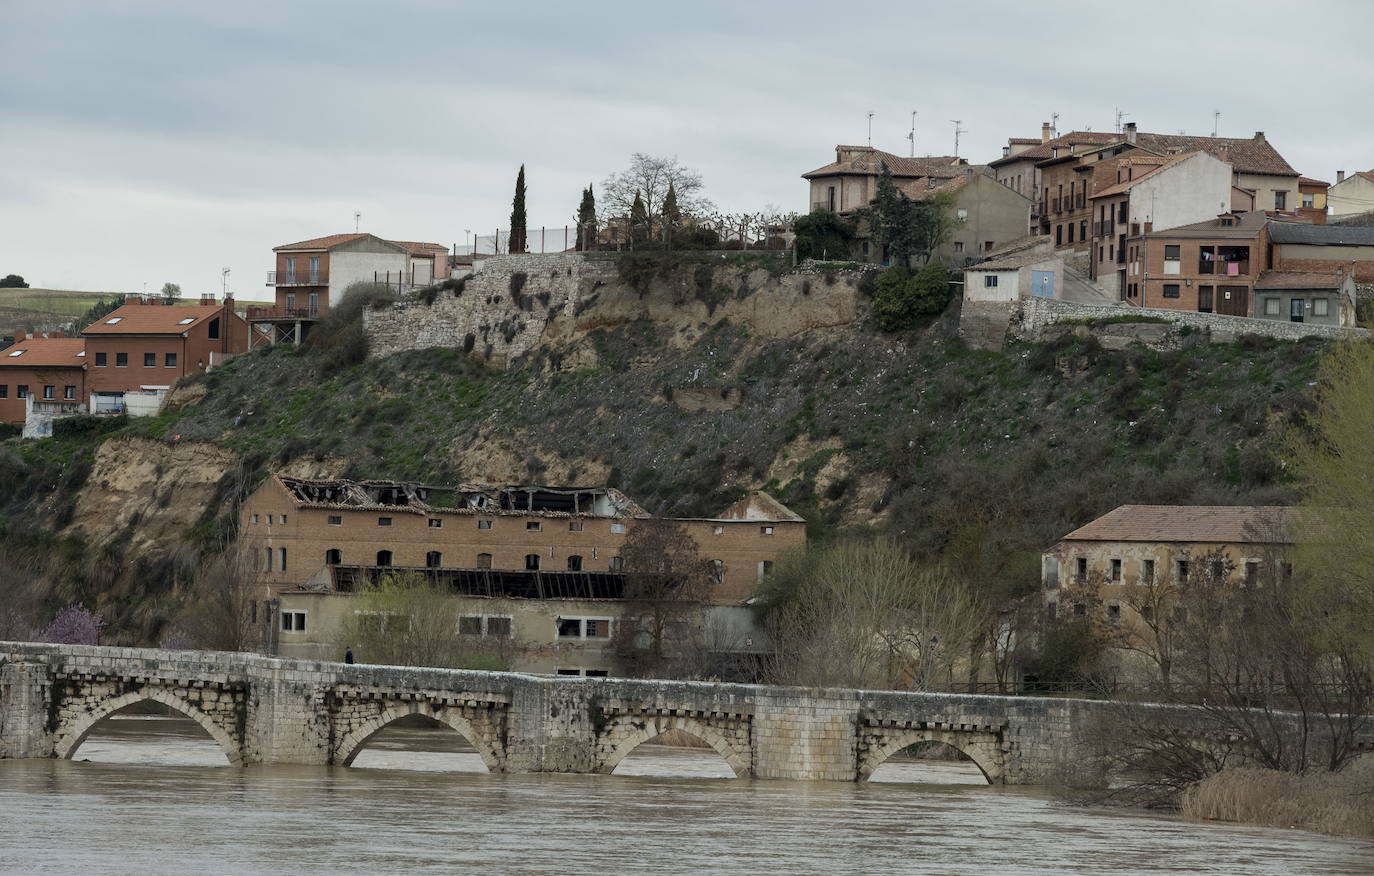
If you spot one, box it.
[364,253,863,368]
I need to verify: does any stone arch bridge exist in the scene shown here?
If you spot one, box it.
[1,643,1337,783]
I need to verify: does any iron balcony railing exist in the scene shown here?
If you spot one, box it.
[266,271,327,286]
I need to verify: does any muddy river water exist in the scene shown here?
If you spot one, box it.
[2,716,1370,874]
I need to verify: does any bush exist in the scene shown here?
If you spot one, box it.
[794,211,856,262]
[1182,757,1374,837]
[301,282,393,369]
[871,263,952,331]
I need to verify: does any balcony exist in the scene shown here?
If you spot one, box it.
[246,305,320,321]
[1198,260,1249,277]
[266,271,327,287]
[810,201,838,213]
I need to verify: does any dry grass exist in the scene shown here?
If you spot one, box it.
[1182,755,1374,838]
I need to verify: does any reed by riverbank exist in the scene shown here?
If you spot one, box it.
[1182,755,1374,838]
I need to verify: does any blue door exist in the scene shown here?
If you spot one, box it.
[1031,270,1054,298]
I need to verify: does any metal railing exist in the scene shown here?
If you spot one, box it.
[266,271,327,286]
[245,305,320,320]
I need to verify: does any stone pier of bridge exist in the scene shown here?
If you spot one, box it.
[1,642,1103,783]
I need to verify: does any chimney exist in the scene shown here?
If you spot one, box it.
[1337,170,1346,183]
[1254,131,1265,141]
[1124,121,1137,144]
[1041,122,1051,143]
[14,330,24,342]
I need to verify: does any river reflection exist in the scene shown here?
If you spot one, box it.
[2,717,1370,875]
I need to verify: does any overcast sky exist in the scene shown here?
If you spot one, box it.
[3,0,1372,295]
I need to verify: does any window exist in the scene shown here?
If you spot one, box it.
[1068,223,1074,243]
[115,352,128,367]
[1075,557,1087,581]
[712,525,724,536]
[144,352,156,367]
[378,517,392,526]
[1106,603,1121,622]
[95,352,107,366]
[1313,298,1329,317]
[42,385,54,400]
[1073,603,1087,617]
[1302,193,1315,208]
[177,317,196,325]
[328,515,342,526]
[984,275,999,288]
[264,546,272,571]
[104,317,123,325]
[1209,559,1225,580]
[954,241,964,253]
[251,513,259,524]
[63,385,75,400]
[428,518,443,528]
[486,616,512,637]
[325,549,342,565]
[569,520,584,532]
[567,555,583,571]
[557,617,611,639]
[525,553,540,570]
[376,550,393,566]
[477,519,492,530]
[1245,561,1259,586]
[165,353,177,367]
[1163,284,1181,299]
[281,611,306,632]
[425,551,442,568]
[458,615,483,636]
[760,525,774,536]
[712,559,724,582]
[1163,245,1181,275]
[208,317,220,340]
[16,385,28,399]
[280,513,287,524]
[1079,220,1086,242]
[1177,559,1190,582]
[610,523,626,534]
[0,386,7,399]
[609,556,624,572]
[526,521,542,531]
[984,241,994,252]
[758,560,773,580]
[476,553,492,569]
[1142,559,1155,583]
[278,547,287,571]
[1274,191,1287,210]
[1055,225,1063,246]
[1110,558,1121,582]
[5,349,23,358]
[1264,297,1281,316]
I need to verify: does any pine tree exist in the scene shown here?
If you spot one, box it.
[509,164,527,254]
[576,184,597,251]
[629,190,648,245]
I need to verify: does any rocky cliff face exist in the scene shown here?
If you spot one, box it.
[365,253,866,368]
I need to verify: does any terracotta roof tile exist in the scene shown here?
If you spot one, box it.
[0,337,86,369]
[272,233,370,251]
[988,131,1122,166]
[803,147,966,180]
[1059,505,1292,544]
[390,240,449,256]
[81,303,224,336]
[1299,176,1330,187]
[1132,133,1298,177]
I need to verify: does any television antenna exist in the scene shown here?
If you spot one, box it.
[907,111,918,157]
[1115,108,1129,133]
[354,210,361,232]
[1051,112,1060,138]
[867,112,875,146]
[221,267,230,300]
[1212,110,1220,138]
[950,120,965,158]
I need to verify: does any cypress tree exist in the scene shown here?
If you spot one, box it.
[662,182,681,244]
[576,184,597,251]
[510,164,527,254]
[630,190,648,245]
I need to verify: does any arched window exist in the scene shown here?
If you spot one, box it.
[567,555,583,571]
[325,548,342,565]
[525,553,540,571]
[426,551,443,568]
[376,550,393,567]
[476,553,492,569]
[264,547,273,571]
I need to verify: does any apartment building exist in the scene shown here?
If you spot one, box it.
[81,298,248,414]
[242,477,805,674]
[1121,211,1273,314]
[0,333,86,426]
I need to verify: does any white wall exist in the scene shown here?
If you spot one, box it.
[963,270,1019,302]
[1328,176,1374,216]
[1130,152,1233,234]
[330,250,408,306]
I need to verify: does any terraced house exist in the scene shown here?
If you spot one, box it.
[0,332,86,431]
[240,476,805,676]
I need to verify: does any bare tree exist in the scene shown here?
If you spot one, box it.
[601,154,712,240]
[613,519,712,677]
[344,570,513,670]
[166,540,261,652]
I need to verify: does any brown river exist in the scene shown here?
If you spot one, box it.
[2,716,1371,874]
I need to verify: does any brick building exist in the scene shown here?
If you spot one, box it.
[81,298,248,414]
[0,334,86,425]
[1267,222,1374,284]
[242,477,805,675]
[1122,211,1273,314]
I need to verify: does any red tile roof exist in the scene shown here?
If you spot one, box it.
[1132,133,1298,177]
[1059,505,1291,544]
[803,147,966,180]
[389,240,449,256]
[273,233,371,251]
[988,132,1122,166]
[0,337,86,369]
[81,303,225,336]
[1299,176,1331,188]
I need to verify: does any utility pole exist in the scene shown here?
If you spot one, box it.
[907,111,917,157]
[950,120,965,158]
[867,112,875,147]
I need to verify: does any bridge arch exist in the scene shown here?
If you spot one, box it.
[597,714,751,778]
[334,702,503,772]
[859,728,1003,785]
[53,688,242,766]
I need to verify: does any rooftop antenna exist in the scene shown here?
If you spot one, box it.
[1051,112,1060,137]
[907,111,917,157]
[354,210,361,232]
[221,267,230,300]
[867,112,875,146]
[1115,108,1129,134]
[950,120,965,158]
[1212,110,1220,138]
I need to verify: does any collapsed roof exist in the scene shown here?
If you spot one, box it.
[276,476,649,518]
